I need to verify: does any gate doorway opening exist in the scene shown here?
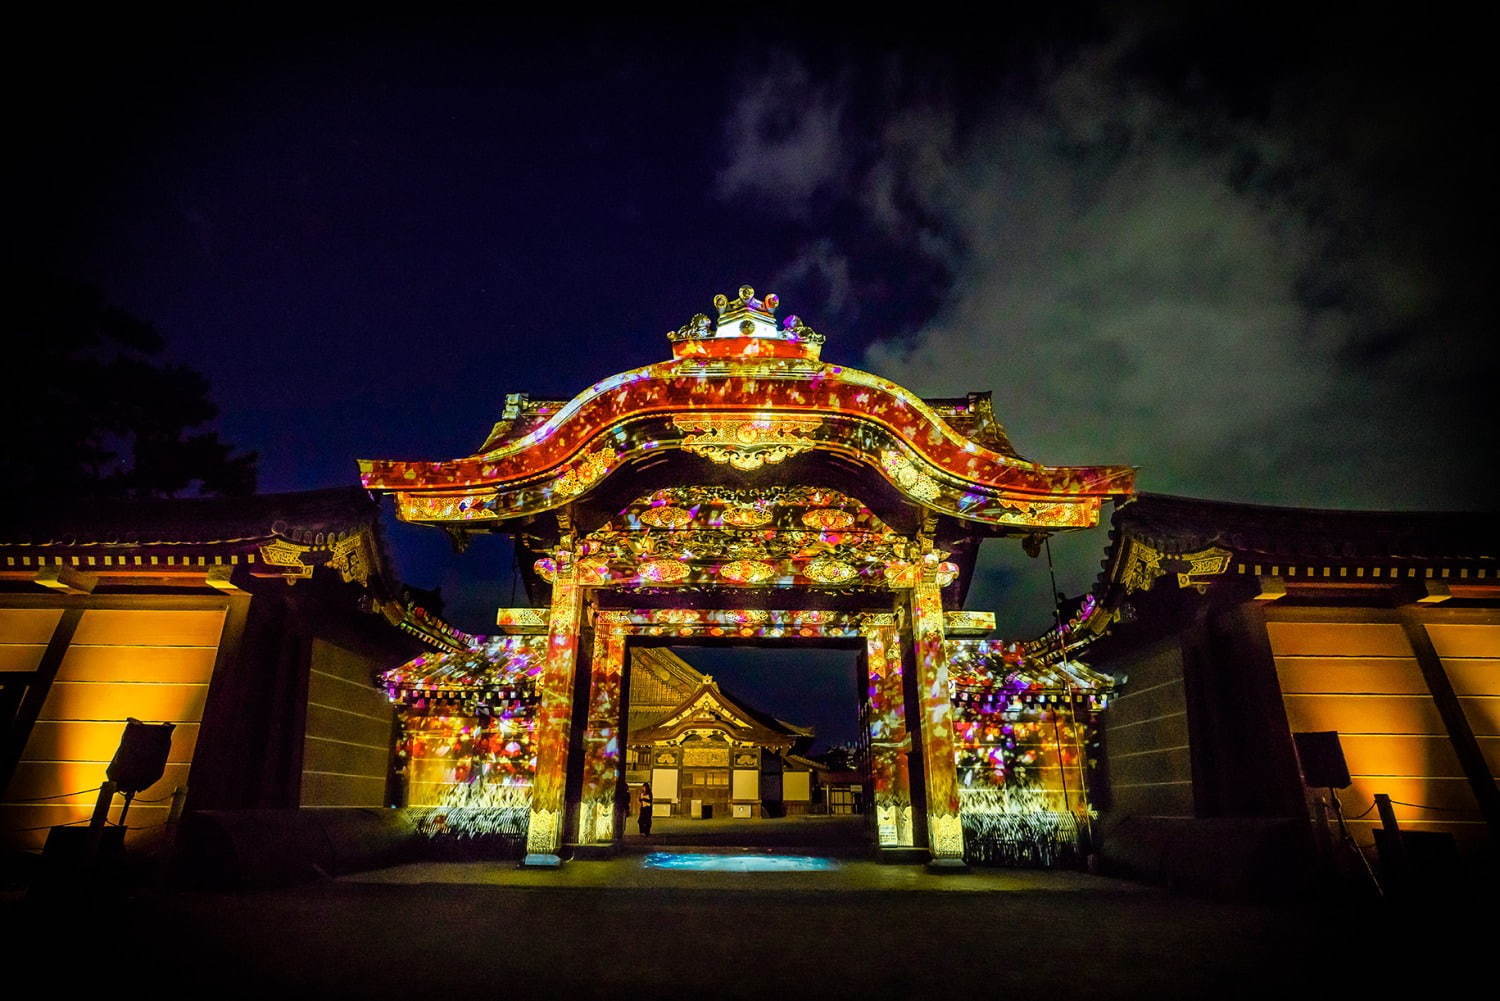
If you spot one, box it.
[618,641,869,853]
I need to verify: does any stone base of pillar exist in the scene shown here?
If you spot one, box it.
[926,856,969,873]
[520,853,563,868]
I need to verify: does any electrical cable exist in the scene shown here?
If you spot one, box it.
[1389,798,1466,812]
[6,787,99,803]
[2,818,92,833]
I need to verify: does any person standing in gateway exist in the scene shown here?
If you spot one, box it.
[637,781,653,836]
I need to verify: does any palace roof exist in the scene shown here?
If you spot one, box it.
[1025,493,1500,662]
[1105,493,1500,567]
[0,486,378,549]
[628,676,812,750]
[0,486,466,651]
[359,286,1134,535]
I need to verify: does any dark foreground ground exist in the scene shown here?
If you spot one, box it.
[4,833,1487,1001]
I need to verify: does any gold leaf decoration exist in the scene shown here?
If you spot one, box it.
[883,561,917,587]
[718,559,775,584]
[637,559,690,584]
[801,508,855,531]
[675,415,822,471]
[576,557,612,582]
[804,558,857,585]
[879,450,941,502]
[555,447,615,498]
[721,506,773,528]
[639,506,693,529]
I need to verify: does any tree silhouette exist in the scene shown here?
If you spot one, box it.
[11,272,257,500]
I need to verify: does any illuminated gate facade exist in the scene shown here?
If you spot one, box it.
[362,287,1133,865]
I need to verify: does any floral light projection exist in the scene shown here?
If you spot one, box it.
[910,582,965,860]
[577,628,628,844]
[359,286,1133,531]
[526,578,583,858]
[567,485,915,590]
[362,287,1132,866]
[863,621,914,847]
[383,615,1114,860]
[383,636,544,839]
[947,639,1110,864]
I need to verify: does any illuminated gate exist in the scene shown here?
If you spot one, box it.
[362,286,1133,866]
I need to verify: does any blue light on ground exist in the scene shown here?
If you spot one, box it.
[641,852,840,872]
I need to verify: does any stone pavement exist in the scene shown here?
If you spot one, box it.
[5,846,1482,1001]
[344,851,1126,892]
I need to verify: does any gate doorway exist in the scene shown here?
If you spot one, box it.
[618,642,869,853]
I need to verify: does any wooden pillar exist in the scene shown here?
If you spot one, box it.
[908,581,965,864]
[576,624,628,846]
[524,570,584,863]
[863,618,915,848]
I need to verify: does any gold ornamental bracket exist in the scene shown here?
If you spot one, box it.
[674,414,823,471]
[257,537,315,582]
[1118,538,1233,594]
[496,607,551,633]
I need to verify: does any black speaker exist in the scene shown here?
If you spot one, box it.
[1293,730,1351,789]
[106,717,175,794]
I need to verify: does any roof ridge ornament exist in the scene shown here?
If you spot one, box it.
[668,285,825,360]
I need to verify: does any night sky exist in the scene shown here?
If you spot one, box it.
[20,9,1495,749]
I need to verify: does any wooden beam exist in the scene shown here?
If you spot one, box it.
[1397,606,1500,840]
[0,607,83,796]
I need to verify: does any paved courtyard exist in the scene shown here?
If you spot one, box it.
[6,843,1482,1001]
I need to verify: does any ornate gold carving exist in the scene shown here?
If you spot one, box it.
[721,506,772,528]
[639,506,693,529]
[898,804,915,846]
[576,800,614,844]
[675,415,822,471]
[496,607,550,633]
[801,508,854,531]
[719,559,775,584]
[576,556,612,582]
[682,747,729,767]
[1120,539,1233,594]
[525,807,561,854]
[258,538,314,578]
[397,493,496,522]
[883,561,917,588]
[554,446,615,498]
[880,450,941,501]
[638,559,690,584]
[669,312,713,342]
[943,610,996,635]
[928,812,966,859]
[327,533,371,585]
[804,557,857,585]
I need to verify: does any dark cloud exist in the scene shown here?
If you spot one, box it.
[715,11,1496,631]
